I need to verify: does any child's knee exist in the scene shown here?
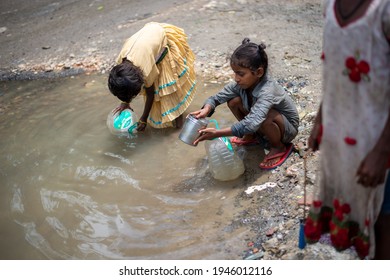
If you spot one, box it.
[227,96,242,110]
[260,116,273,129]
[262,110,282,129]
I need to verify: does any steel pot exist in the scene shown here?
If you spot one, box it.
[178,115,209,146]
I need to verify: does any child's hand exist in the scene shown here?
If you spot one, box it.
[113,102,132,114]
[308,122,322,152]
[190,105,212,119]
[193,127,217,145]
[189,109,206,119]
[137,119,147,132]
[308,106,322,152]
[356,148,388,188]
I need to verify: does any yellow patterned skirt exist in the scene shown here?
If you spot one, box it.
[146,23,196,128]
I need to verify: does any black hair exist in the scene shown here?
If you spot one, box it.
[107,59,144,103]
[230,38,268,75]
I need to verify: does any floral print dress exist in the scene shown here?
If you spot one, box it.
[304,0,390,259]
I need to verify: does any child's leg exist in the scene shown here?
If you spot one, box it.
[374,213,390,259]
[259,109,288,168]
[260,109,285,150]
[227,97,256,142]
[374,173,390,259]
[175,114,184,129]
[227,96,248,121]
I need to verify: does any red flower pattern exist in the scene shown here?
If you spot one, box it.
[321,208,333,233]
[358,60,370,74]
[344,55,370,83]
[304,217,322,243]
[353,233,370,259]
[344,137,357,145]
[304,200,325,243]
[330,199,353,249]
[331,224,351,250]
[304,198,371,259]
[313,200,322,208]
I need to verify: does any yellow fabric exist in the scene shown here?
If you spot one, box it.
[116,22,197,128]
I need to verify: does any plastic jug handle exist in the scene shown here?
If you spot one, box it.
[209,119,220,129]
[208,119,233,152]
[127,122,138,135]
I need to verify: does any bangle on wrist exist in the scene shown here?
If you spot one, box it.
[121,101,129,105]
[138,120,147,125]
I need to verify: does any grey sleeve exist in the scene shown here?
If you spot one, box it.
[204,82,240,112]
[231,92,275,137]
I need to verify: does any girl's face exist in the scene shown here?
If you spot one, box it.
[231,63,264,92]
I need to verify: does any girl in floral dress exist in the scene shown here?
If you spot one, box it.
[306,0,390,259]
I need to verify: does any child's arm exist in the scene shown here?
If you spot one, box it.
[113,101,133,115]
[193,127,233,146]
[137,86,154,131]
[356,107,390,188]
[190,82,239,119]
[308,104,323,152]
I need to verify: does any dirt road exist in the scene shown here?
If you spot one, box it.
[0,0,322,87]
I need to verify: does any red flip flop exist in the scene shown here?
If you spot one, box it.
[231,136,259,146]
[259,143,294,170]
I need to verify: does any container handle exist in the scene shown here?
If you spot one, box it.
[209,119,220,129]
[209,119,233,152]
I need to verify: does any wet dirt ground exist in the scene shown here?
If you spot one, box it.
[0,0,359,259]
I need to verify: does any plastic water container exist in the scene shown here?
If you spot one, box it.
[106,108,138,136]
[204,120,245,181]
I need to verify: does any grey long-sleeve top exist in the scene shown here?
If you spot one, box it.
[204,75,299,138]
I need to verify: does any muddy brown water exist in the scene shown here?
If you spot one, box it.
[0,73,268,259]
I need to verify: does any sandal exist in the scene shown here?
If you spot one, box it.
[259,143,294,170]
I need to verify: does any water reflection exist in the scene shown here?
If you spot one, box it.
[0,74,264,259]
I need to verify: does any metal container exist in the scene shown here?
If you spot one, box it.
[178,115,209,146]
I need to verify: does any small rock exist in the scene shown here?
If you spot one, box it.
[265,228,276,237]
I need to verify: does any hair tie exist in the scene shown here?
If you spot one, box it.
[258,43,266,50]
[242,37,251,45]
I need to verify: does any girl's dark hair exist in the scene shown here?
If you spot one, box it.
[230,38,268,75]
[108,60,144,103]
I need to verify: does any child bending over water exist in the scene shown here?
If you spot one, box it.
[108,22,197,131]
[190,38,299,170]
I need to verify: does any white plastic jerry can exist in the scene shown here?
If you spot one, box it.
[205,136,245,181]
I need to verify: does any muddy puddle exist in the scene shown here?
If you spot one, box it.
[0,73,268,259]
